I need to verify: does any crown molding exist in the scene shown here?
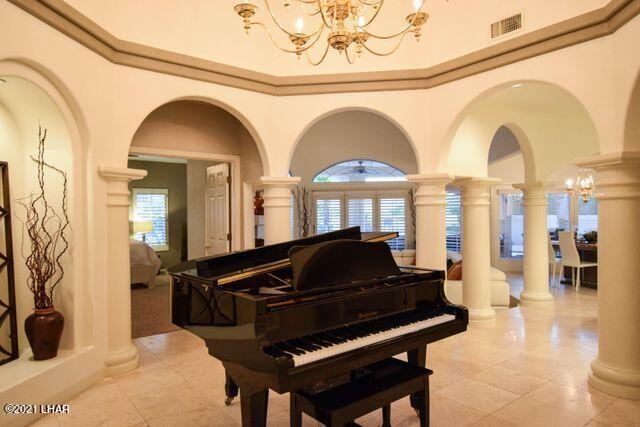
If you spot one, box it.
[7,0,640,96]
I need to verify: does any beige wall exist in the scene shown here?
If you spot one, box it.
[290,110,418,184]
[127,160,187,269]
[488,153,525,184]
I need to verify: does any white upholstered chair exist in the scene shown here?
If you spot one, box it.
[558,231,597,292]
[548,236,562,288]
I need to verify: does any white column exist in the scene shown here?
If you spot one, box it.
[577,152,640,399]
[260,176,301,245]
[99,166,147,376]
[514,183,554,305]
[459,178,499,322]
[407,174,453,271]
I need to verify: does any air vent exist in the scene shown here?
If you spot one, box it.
[491,13,523,39]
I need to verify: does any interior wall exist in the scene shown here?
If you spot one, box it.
[127,160,187,268]
[186,159,219,259]
[290,110,419,184]
[488,153,525,184]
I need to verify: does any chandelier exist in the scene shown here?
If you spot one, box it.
[565,169,597,203]
[234,0,430,66]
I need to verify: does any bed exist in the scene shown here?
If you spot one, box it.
[130,238,162,288]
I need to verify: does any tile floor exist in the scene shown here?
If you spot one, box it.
[32,277,640,426]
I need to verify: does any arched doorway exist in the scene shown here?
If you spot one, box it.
[289,109,418,253]
[125,100,266,339]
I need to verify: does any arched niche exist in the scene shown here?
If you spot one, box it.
[0,68,86,357]
[442,81,600,184]
[289,110,419,185]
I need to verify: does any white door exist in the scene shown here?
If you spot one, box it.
[206,163,231,255]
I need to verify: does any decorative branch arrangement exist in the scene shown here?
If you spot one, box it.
[16,126,70,309]
[409,189,417,249]
[292,186,311,239]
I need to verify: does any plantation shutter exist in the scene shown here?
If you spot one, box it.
[379,197,406,250]
[446,191,462,252]
[315,198,342,234]
[347,198,374,232]
[132,188,169,250]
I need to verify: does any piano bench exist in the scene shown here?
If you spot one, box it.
[290,358,432,427]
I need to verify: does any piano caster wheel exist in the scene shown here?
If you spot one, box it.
[225,397,234,406]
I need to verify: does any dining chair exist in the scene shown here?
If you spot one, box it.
[548,236,561,288]
[558,231,597,292]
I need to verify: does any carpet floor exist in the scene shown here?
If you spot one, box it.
[131,273,180,338]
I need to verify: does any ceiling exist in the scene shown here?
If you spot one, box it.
[62,0,611,77]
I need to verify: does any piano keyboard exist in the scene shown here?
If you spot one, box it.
[263,311,456,367]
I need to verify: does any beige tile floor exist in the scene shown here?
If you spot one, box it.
[33,276,640,426]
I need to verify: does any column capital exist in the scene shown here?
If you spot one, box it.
[99,166,147,182]
[513,181,556,192]
[99,166,147,207]
[259,176,301,188]
[575,151,640,201]
[406,173,454,186]
[575,150,640,170]
[455,176,501,188]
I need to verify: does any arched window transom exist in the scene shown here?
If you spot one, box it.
[313,160,406,183]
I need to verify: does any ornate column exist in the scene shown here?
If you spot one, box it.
[576,152,640,399]
[459,177,499,322]
[99,166,147,376]
[407,174,454,270]
[260,176,301,245]
[514,182,554,305]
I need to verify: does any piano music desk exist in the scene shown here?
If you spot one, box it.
[290,358,432,427]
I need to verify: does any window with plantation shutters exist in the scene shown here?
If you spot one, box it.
[315,198,342,234]
[379,197,406,250]
[347,198,373,232]
[132,188,169,251]
[446,191,462,252]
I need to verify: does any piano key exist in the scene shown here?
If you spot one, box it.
[285,312,456,367]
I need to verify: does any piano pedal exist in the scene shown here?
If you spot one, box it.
[225,397,234,406]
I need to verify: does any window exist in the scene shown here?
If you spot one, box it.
[132,188,169,251]
[313,160,406,183]
[312,191,411,250]
[446,191,462,252]
[499,192,524,259]
[578,198,598,235]
[547,193,571,235]
[379,197,406,250]
[315,198,342,234]
[347,198,374,232]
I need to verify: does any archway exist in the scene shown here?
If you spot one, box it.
[125,99,266,338]
[625,71,640,150]
[289,109,418,251]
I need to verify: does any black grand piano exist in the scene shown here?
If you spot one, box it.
[169,227,468,426]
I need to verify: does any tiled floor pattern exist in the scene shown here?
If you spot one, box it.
[32,277,640,426]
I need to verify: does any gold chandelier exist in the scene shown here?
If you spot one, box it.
[565,169,597,203]
[234,0,430,66]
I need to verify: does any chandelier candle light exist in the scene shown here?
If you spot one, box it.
[234,0,431,65]
[565,169,597,203]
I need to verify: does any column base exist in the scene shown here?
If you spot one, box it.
[468,307,496,322]
[520,290,554,306]
[105,343,139,377]
[589,358,640,400]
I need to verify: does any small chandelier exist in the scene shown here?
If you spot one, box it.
[565,169,597,203]
[234,0,431,66]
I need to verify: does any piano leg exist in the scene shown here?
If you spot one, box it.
[225,371,239,405]
[240,387,269,427]
[407,346,427,415]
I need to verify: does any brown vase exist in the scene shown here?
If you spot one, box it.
[24,307,64,360]
[253,191,264,215]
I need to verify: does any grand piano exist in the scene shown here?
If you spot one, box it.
[169,227,468,426]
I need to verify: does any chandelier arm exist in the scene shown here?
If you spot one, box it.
[356,0,384,7]
[356,0,385,28]
[306,42,331,66]
[263,0,324,38]
[344,45,357,65]
[248,22,324,54]
[361,30,418,56]
[362,0,426,39]
[317,0,335,29]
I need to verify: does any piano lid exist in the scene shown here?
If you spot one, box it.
[168,227,399,286]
